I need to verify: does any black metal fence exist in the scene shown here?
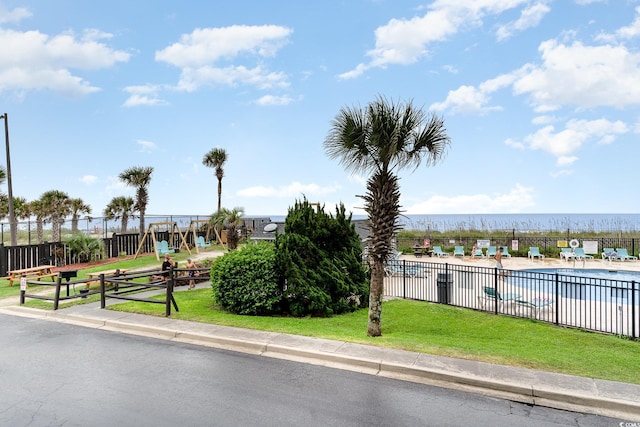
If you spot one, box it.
[396,236,640,259]
[383,259,639,339]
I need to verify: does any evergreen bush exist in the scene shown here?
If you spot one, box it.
[210,242,282,315]
[276,199,369,316]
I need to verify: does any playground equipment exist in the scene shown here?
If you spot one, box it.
[134,222,192,260]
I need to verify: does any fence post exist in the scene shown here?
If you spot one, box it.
[0,242,6,277]
[53,276,62,310]
[493,268,498,314]
[402,258,406,299]
[100,274,106,309]
[554,272,560,325]
[633,281,636,339]
[166,266,176,316]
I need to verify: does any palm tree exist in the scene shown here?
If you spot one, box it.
[104,196,136,233]
[210,206,244,250]
[69,198,92,233]
[39,190,72,242]
[324,96,451,337]
[119,166,153,237]
[202,148,228,212]
[29,199,46,244]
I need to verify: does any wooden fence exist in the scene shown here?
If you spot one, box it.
[0,231,209,277]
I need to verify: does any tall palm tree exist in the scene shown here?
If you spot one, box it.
[119,166,153,237]
[39,190,72,242]
[104,196,136,233]
[29,199,46,244]
[324,96,451,337]
[202,148,228,212]
[210,206,244,250]
[69,198,92,233]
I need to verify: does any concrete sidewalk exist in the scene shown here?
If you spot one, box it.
[0,283,639,422]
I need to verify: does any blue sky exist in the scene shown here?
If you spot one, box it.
[1,0,639,218]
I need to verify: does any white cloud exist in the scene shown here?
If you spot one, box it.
[556,156,578,166]
[405,184,535,214]
[0,5,31,24]
[521,118,628,158]
[156,25,292,92]
[496,1,551,41]
[596,6,640,42]
[550,169,573,178]
[123,85,169,107]
[104,176,129,195]
[0,27,130,96]
[136,140,157,153]
[430,72,518,114]
[237,182,340,198]
[341,0,530,78]
[79,175,97,185]
[513,40,640,111]
[430,84,499,114]
[435,36,640,116]
[254,94,294,106]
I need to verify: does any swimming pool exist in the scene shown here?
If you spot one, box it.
[506,268,640,304]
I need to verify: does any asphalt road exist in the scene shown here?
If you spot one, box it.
[0,313,622,427]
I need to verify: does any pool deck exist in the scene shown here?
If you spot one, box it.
[402,251,640,273]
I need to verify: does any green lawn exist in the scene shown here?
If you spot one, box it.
[110,289,640,385]
[6,250,639,385]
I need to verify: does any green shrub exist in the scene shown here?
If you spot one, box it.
[65,233,106,262]
[210,242,282,315]
[275,199,369,316]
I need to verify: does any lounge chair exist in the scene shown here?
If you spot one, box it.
[196,236,211,248]
[602,248,619,261]
[500,246,512,257]
[528,247,545,260]
[453,246,465,257]
[515,297,554,319]
[559,248,575,261]
[485,246,497,258]
[472,248,484,257]
[616,248,638,261]
[432,246,450,257]
[157,240,175,255]
[478,286,522,311]
[573,248,594,261]
[384,252,427,277]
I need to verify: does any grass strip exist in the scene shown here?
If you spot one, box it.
[110,290,640,384]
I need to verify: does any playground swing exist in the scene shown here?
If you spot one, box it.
[187,219,226,253]
[134,222,192,260]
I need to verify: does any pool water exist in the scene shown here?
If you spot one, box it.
[507,268,640,303]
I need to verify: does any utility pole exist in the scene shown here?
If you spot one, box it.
[0,113,17,246]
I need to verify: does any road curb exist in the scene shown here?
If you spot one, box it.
[2,305,638,421]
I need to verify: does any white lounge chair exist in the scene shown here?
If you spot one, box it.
[616,248,638,261]
[432,246,450,257]
[560,248,575,261]
[528,247,545,260]
[453,246,465,257]
[573,248,594,261]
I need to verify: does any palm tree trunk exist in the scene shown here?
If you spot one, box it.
[367,260,385,336]
[217,178,222,212]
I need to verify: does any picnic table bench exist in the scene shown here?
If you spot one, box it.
[5,265,57,286]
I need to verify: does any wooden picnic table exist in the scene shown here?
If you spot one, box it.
[6,265,57,286]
